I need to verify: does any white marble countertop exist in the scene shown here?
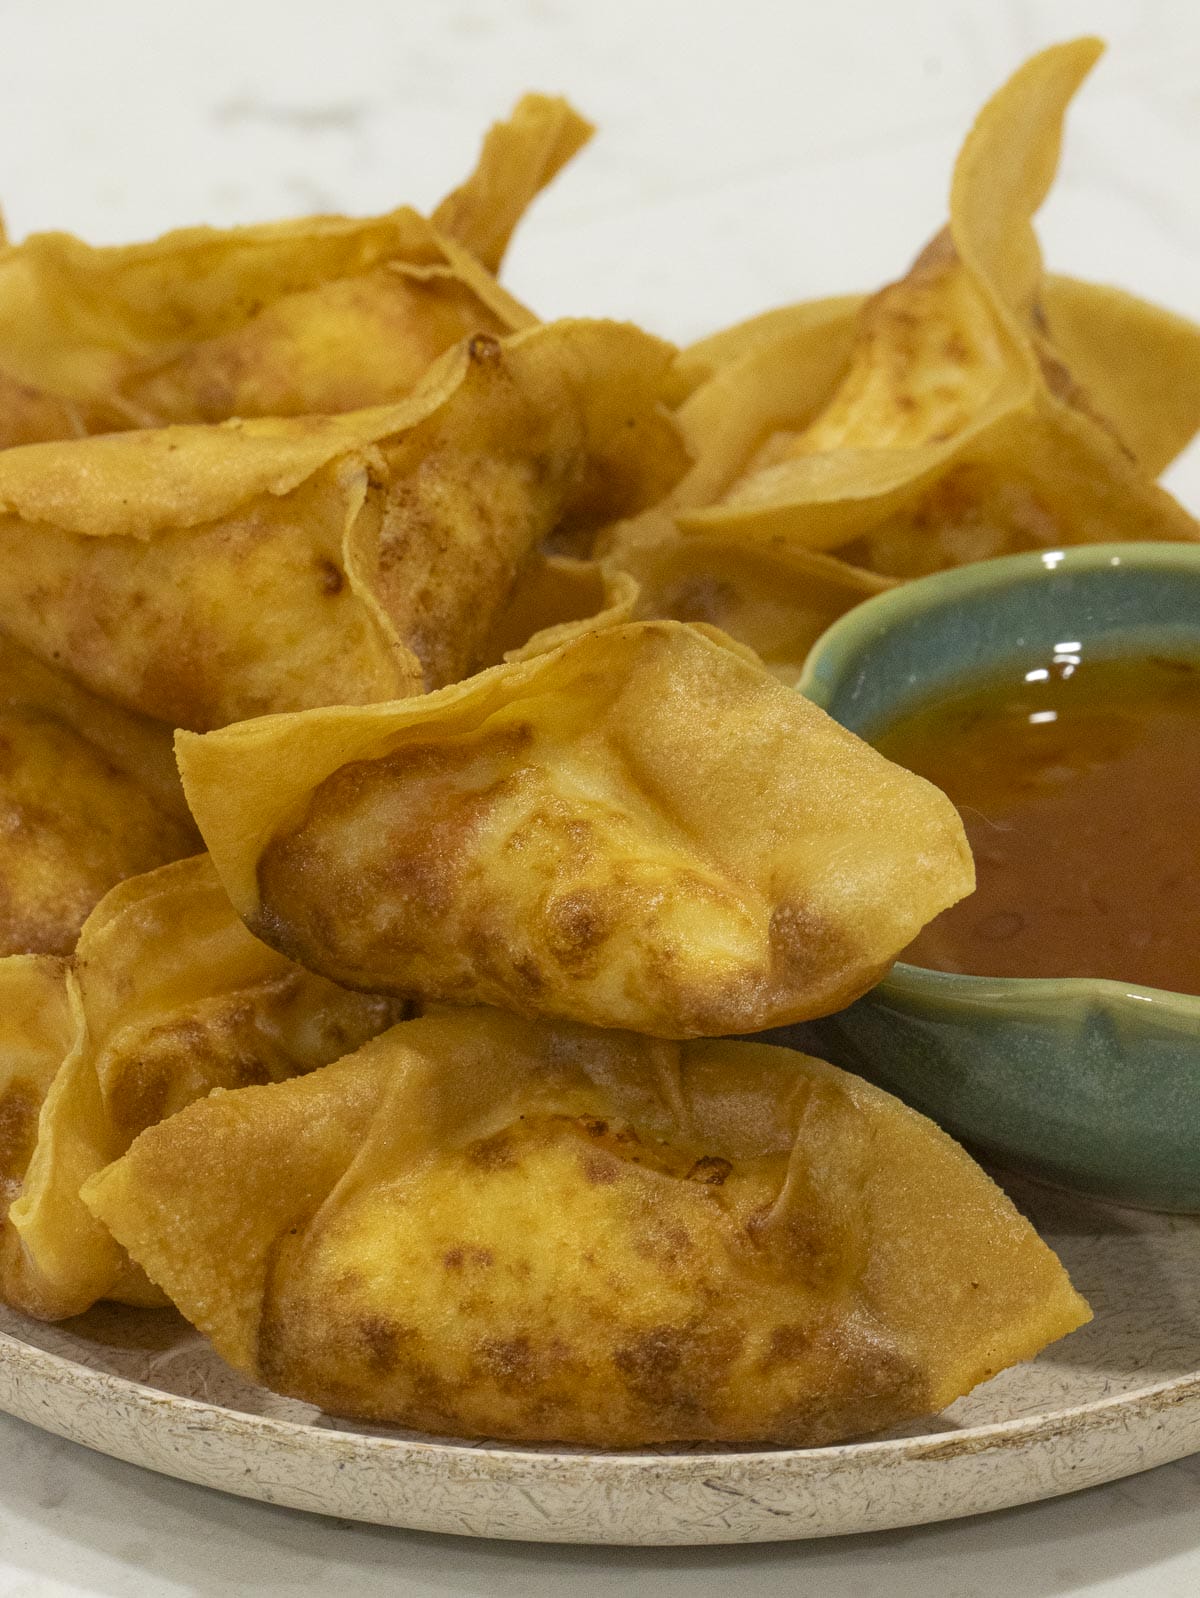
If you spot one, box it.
[2,0,1199,1590]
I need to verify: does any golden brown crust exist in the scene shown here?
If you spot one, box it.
[84,1009,1089,1446]
[0,94,594,441]
[180,621,972,1037]
[2,856,404,1321]
[0,955,72,1226]
[663,42,1200,584]
[0,632,198,956]
[0,321,681,728]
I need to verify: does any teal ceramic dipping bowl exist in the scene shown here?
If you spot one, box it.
[777,542,1200,1213]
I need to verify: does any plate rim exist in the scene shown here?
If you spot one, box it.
[4,1313,1200,1544]
[3,1316,1198,1471]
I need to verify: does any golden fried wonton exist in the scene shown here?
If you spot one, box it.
[0,369,127,452]
[610,534,895,683]
[489,536,893,683]
[0,956,72,1229]
[0,94,592,440]
[430,93,594,276]
[653,40,1200,582]
[0,319,681,729]
[480,550,639,665]
[178,620,972,1037]
[602,272,1200,591]
[670,277,1200,492]
[84,1008,1088,1445]
[1039,275,1200,477]
[0,631,198,955]
[667,273,1200,511]
[1,855,402,1322]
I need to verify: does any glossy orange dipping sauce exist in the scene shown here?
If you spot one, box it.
[875,654,1200,994]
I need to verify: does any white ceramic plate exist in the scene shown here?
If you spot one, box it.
[0,1178,1196,1546]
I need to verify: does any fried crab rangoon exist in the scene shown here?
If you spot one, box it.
[178,621,973,1037]
[0,856,402,1321]
[481,550,640,665]
[691,38,1200,573]
[0,631,198,955]
[493,536,895,683]
[0,319,682,729]
[590,38,1200,661]
[0,94,591,442]
[84,1008,1089,1447]
[0,956,73,1230]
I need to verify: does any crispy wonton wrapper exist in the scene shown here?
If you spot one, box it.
[0,319,681,729]
[610,534,895,683]
[1038,275,1200,477]
[595,286,1200,669]
[0,956,73,1231]
[0,855,403,1322]
[429,92,594,276]
[672,275,1200,485]
[644,41,1199,585]
[592,274,1200,662]
[0,94,592,442]
[498,532,895,682]
[178,620,972,1037]
[0,631,199,955]
[0,369,127,451]
[481,550,639,665]
[84,1007,1088,1446]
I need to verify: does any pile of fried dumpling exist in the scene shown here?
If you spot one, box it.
[8,36,1196,1446]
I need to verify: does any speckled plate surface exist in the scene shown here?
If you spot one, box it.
[0,1178,1196,1547]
